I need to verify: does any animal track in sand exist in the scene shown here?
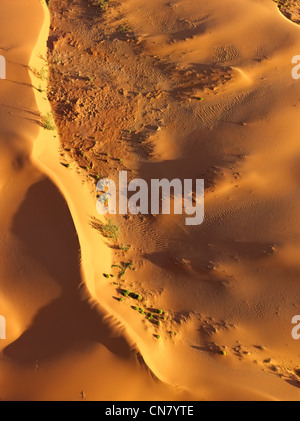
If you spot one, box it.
[232,343,300,388]
[189,316,235,361]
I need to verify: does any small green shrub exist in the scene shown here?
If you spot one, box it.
[132,293,142,301]
[122,289,131,297]
[120,244,131,252]
[32,66,47,80]
[42,113,55,130]
[102,219,119,240]
[112,261,133,277]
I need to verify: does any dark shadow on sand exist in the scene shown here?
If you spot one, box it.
[3,178,133,364]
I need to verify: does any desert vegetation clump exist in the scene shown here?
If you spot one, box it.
[89,0,109,8]
[41,112,55,130]
[101,219,119,240]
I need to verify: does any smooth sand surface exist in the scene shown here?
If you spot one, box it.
[1,0,300,400]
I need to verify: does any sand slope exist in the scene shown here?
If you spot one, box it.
[0,0,183,401]
[42,0,300,400]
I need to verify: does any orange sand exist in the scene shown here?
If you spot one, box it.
[0,0,300,401]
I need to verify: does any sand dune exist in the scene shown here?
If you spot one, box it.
[0,0,183,401]
[0,0,300,400]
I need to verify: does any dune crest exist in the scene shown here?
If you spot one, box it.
[1,0,300,401]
